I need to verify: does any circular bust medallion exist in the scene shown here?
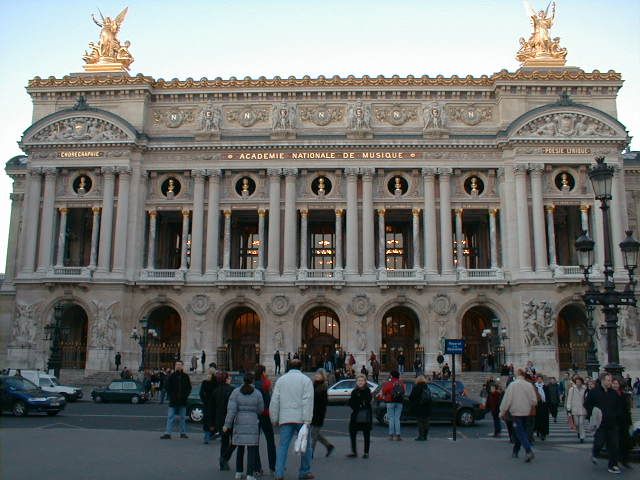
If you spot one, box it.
[311,106,333,126]
[239,108,258,127]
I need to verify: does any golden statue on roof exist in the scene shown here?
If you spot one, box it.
[83,7,134,72]
[516,1,567,67]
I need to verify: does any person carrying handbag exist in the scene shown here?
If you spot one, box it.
[347,374,373,458]
[566,376,587,443]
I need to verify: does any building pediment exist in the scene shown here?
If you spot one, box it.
[21,103,139,149]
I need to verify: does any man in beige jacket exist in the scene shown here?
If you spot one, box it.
[500,368,538,462]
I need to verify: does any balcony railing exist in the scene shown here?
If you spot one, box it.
[552,265,582,278]
[47,266,93,279]
[457,268,504,281]
[297,269,344,281]
[140,269,185,281]
[218,268,264,282]
[377,268,423,282]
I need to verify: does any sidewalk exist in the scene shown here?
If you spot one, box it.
[1,427,629,480]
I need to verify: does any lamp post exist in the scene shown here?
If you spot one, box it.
[575,156,640,377]
[130,316,158,372]
[45,303,67,379]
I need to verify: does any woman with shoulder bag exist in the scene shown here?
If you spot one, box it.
[566,376,587,443]
[347,374,373,459]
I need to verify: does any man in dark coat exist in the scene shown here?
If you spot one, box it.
[200,350,206,373]
[160,360,192,439]
[408,376,432,441]
[216,372,238,471]
[114,352,121,371]
[200,370,218,443]
[544,377,561,423]
[274,350,281,375]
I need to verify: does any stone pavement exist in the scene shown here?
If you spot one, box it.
[1,426,632,480]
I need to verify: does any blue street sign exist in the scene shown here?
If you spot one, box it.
[444,338,465,355]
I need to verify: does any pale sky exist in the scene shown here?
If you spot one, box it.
[0,0,638,272]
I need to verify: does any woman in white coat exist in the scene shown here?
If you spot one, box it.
[566,376,588,443]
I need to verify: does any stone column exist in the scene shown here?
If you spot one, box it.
[489,208,499,269]
[422,168,438,275]
[112,168,131,273]
[146,210,157,269]
[189,170,206,275]
[345,168,359,275]
[257,208,266,269]
[529,164,548,272]
[592,203,605,271]
[4,192,24,282]
[454,208,464,270]
[222,209,232,270]
[545,205,557,267]
[55,207,69,266]
[205,169,221,275]
[89,207,101,269]
[335,209,344,270]
[22,168,42,273]
[97,167,116,273]
[300,208,308,270]
[180,209,191,270]
[361,168,375,275]
[266,169,281,275]
[283,169,298,276]
[127,168,148,274]
[611,165,625,271]
[37,168,57,272]
[438,168,454,274]
[412,208,421,269]
[377,209,386,270]
[580,204,590,232]
[514,165,532,272]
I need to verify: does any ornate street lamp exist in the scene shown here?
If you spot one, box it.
[130,315,158,372]
[45,303,67,379]
[575,156,640,377]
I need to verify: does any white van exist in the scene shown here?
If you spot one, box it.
[8,370,83,401]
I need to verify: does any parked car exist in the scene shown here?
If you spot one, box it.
[431,379,467,397]
[187,374,244,423]
[91,380,148,404]
[327,379,379,404]
[374,379,486,427]
[8,370,82,401]
[0,375,66,417]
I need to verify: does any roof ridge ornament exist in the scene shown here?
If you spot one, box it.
[82,7,134,73]
[557,91,573,106]
[72,96,89,111]
[516,1,567,68]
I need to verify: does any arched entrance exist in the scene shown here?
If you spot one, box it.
[461,306,499,371]
[557,305,588,371]
[380,307,420,372]
[302,308,340,371]
[224,307,260,372]
[147,306,181,369]
[60,304,88,369]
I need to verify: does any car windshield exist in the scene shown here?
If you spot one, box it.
[49,377,60,386]
[332,380,356,390]
[123,381,138,390]
[428,383,450,400]
[108,381,123,390]
[39,378,55,387]
[5,377,39,391]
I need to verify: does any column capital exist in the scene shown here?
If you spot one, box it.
[344,167,359,178]
[580,204,590,214]
[454,207,464,216]
[412,207,421,216]
[528,163,545,175]
[9,193,24,201]
[437,167,452,176]
[26,166,42,175]
[223,209,232,217]
[513,164,528,176]
[335,208,344,217]
[42,167,57,177]
[267,168,282,178]
[258,208,266,217]
[117,166,132,177]
[421,167,437,178]
[545,204,555,214]
[58,206,69,214]
[377,208,386,217]
[92,206,102,215]
[182,208,191,217]
[207,168,222,178]
[283,168,298,177]
[300,208,309,217]
[361,167,375,180]
[191,169,207,180]
[101,166,116,177]
[489,207,499,216]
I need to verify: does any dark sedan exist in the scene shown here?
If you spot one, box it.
[0,375,66,417]
[187,374,244,423]
[374,379,486,427]
[91,380,148,404]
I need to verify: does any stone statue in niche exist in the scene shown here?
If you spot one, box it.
[347,101,372,139]
[273,328,284,350]
[91,300,118,349]
[12,302,39,347]
[522,299,555,346]
[423,102,448,138]
[271,103,296,139]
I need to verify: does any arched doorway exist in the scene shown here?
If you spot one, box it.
[60,304,88,369]
[557,305,588,371]
[225,307,260,372]
[461,306,499,371]
[147,306,182,369]
[381,307,420,372]
[302,308,340,371]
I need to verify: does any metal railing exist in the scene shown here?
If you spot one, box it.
[60,341,87,369]
[458,268,504,280]
[297,269,344,280]
[218,269,264,281]
[140,269,185,281]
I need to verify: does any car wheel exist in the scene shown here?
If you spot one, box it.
[12,401,27,417]
[94,395,103,403]
[131,395,140,404]
[62,393,71,402]
[46,411,59,416]
[456,409,475,427]
[189,407,204,423]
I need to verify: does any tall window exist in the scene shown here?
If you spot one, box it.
[385,224,407,269]
[239,226,259,269]
[311,224,335,269]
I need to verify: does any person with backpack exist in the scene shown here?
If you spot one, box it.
[381,370,405,441]
[408,375,432,441]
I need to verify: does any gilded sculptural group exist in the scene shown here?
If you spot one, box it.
[516,1,567,67]
[83,7,134,72]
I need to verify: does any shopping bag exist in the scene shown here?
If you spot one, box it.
[294,424,309,455]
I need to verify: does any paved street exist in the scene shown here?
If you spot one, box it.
[1,399,637,479]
